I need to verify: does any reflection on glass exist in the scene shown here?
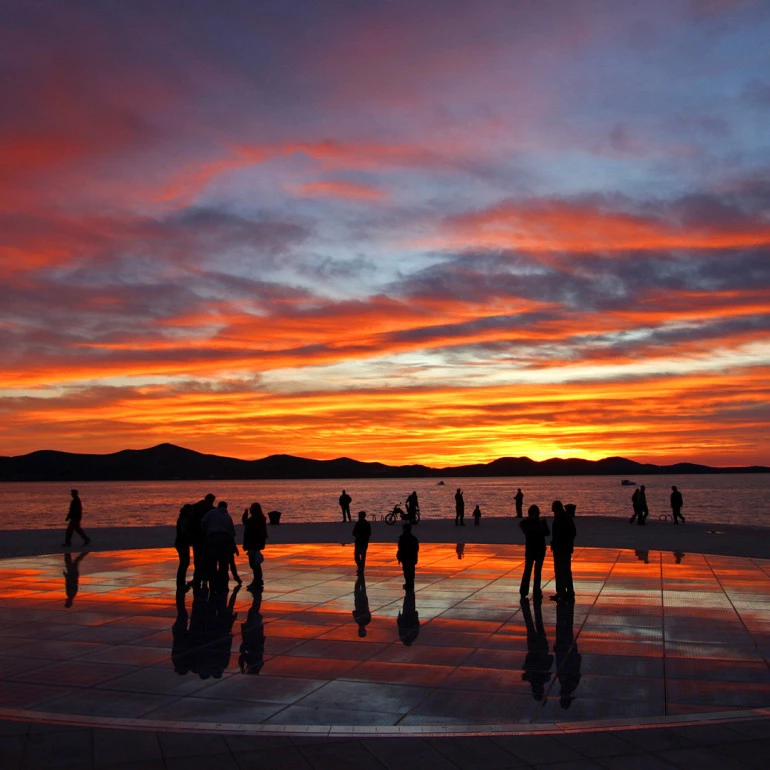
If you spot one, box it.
[456,543,465,559]
[352,576,371,637]
[520,597,553,701]
[673,551,685,564]
[172,587,192,674]
[554,599,581,709]
[635,549,650,564]
[239,588,265,675]
[397,591,420,646]
[182,584,240,679]
[63,551,88,608]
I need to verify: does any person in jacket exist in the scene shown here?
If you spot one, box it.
[550,500,576,602]
[242,502,268,591]
[339,490,352,522]
[202,501,236,591]
[175,503,195,589]
[670,486,685,524]
[352,510,371,575]
[397,522,420,592]
[519,504,550,600]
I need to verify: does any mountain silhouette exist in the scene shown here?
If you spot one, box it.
[0,444,767,482]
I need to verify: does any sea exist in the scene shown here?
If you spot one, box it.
[1,474,768,530]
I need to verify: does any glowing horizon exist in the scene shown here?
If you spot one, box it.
[1,1,769,467]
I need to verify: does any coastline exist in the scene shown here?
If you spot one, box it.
[4,515,770,560]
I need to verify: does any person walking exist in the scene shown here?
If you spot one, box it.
[472,504,482,526]
[629,488,642,524]
[515,488,524,518]
[175,503,195,589]
[670,486,685,524]
[339,490,352,522]
[454,488,465,526]
[639,485,649,524]
[242,502,268,591]
[62,489,90,547]
[550,500,576,602]
[352,511,371,575]
[397,522,420,592]
[519,504,550,600]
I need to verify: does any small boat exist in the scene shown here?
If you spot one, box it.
[621,479,636,486]
[437,481,445,486]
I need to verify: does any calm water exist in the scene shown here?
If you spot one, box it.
[1,474,768,530]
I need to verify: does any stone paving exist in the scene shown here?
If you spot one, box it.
[0,542,769,766]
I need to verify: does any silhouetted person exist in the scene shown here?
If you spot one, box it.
[339,489,352,522]
[670,485,685,524]
[520,597,553,701]
[565,503,576,518]
[190,493,215,586]
[353,576,371,637]
[243,502,268,591]
[515,488,524,518]
[63,551,88,607]
[202,500,236,592]
[455,488,465,526]
[397,590,420,645]
[171,587,193,674]
[472,504,482,526]
[550,500,576,602]
[405,490,419,524]
[456,542,465,559]
[639,485,649,524]
[239,588,265,675]
[397,522,419,592]
[629,488,642,524]
[519,504,550,599]
[175,503,195,589]
[554,598,581,708]
[352,510,371,575]
[62,489,90,547]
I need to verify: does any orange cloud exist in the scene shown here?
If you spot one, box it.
[293,179,386,201]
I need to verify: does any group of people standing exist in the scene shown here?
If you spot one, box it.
[630,485,686,525]
[175,495,267,593]
[519,501,577,603]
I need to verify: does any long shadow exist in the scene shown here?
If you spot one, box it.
[63,551,89,608]
[520,598,553,701]
[239,588,265,675]
[397,591,420,646]
[553,599,582,709]
[353,576,371,637]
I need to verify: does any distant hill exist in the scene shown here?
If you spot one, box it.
[0,443,767,482]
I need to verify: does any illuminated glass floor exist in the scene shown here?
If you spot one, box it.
[0,544,768,729]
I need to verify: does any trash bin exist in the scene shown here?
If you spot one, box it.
[268,510,282,525]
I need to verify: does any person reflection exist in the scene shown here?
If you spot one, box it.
[635,549,650,564]
[172,587,193,674]
[239,587,265,675]
[63,551,88,608]
[456,542,465,560]
[397,591,420,646]
[352,576,371,637]
[189,583,240,679]
[554,598,581,709]
[520,597,553,701]
[673,551,685,564]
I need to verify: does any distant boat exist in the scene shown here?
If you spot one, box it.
[621,479,636,486]
[437,481,445,485]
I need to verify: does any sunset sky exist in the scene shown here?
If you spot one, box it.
[2,0,770,466]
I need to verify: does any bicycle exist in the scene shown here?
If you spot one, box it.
[384,504,420,525]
